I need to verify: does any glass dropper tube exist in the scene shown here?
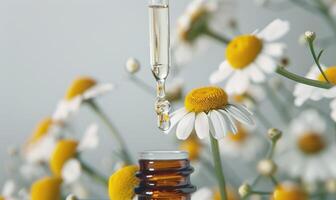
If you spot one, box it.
[148,0,171,131]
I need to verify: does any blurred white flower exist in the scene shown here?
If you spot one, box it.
[165,87,254,140]
[191,188,213,199]
[219,124,264,161]
[173,0,234,65]
[331,98,336,122]
[229,85,265,110]
[1,180,17,200]
[210,19,289,94]
[53,77,114,123]
[293,65,336,106]
[61,124,99,184]
[277,109,336,183]
[324,0,336,16]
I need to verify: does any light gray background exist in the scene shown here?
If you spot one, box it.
[0,0,334,183]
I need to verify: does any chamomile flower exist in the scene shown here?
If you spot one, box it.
[218,124,264,161]
[108,165,139,200]
[166,86,254,140]
[293,65,336,106]
[49,124,99,184]
[272,182,307,200]
[174,0,234,65]
[277,110,336,183]
[0,180,16,200]
[30,176,62,200]
[210,19,289,94]
[53,76,114,123]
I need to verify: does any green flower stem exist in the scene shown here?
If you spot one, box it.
[270,176,279,186]
[210,135,228,200]
[276,67,333,89]
[307,40,329,82]
[87,100,133,164]
[79,157,109,186]
[267,140,277,159]
[203,27,230,44]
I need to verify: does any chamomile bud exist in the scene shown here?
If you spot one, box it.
[257,159,277,176]
[304,31,316,42]
[239,183,251,198]
[125,57,140,74]
[268,128,282,142]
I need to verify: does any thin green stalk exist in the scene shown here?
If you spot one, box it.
[79,157,109,186]
[267,141,277,159]
[270,176,279,186]
[87,100,133,164]
[210,135,228,200]
[203,28,230,44]
[276,67,333,89]
[307,41,329,82]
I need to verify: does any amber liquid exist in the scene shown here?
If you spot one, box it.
[135,159,196,200]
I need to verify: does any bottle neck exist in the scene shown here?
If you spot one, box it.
[135,159,196,199]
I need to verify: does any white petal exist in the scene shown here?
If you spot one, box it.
[257,19,290,41]
[176,112,195,140]
[2,180,15,197]
[209,61,233,84]
[194,112,209,139]
[164,108,188,134]
[209,110,227,139]
[225,104,254,125]
[225,72,249,95]
[62,159,82,184]
[245,65,265,83]
[83,83,114,100]
[78,124,99,152]
[255,54,277,73]
[263,43,286,57]
[219,110,238,133]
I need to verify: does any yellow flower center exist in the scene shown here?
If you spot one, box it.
[226,35,263,69]
[31,176,62,200]
[29,117,53,144]
[50,140,78,177]
[178,7,209,43]
[272,184,307,200]
[179,135,202,161]
[109,165,139,200]
[317,66,336,84]
[0,196,5,200]
[297,132,325,155]
[228,126,248,143]
[185,87,228,113]
[65,76,97,100]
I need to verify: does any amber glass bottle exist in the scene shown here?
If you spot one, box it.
[135,151,196,200]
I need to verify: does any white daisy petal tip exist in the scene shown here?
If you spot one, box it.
[78,124,99,152]
[62,159,82,184]
[258,19,290,41]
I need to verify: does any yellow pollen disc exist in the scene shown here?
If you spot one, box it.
[31,176,62,200]
[29,117,53,144]
[65,76,97,100]
[226,35,263,69]
[317,66,336,84]
[228,125,248,143]
[50,140,78,177]
[185,87,228,113]
[272,184,307,200]
[109,165,139,200]
[297,132,325,155]
[0,196,5,200]
[179,135,202,161]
